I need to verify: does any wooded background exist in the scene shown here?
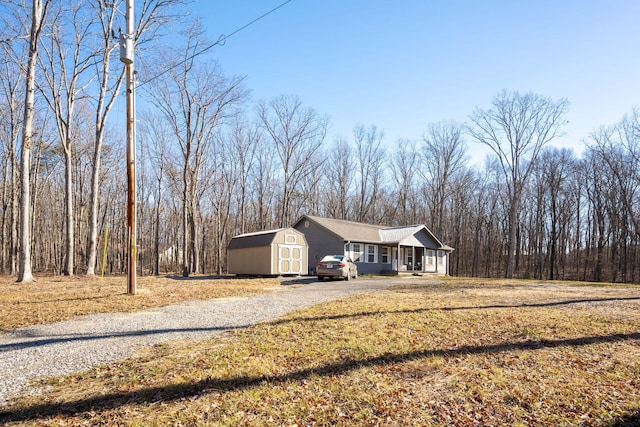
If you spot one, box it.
[2,1,639,283]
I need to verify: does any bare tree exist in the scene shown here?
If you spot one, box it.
[467,90,568,278]
[145,21,246,275]
[585,115,640,282]
[250,131,278,230]
[17,0,51,283]
[85,0,188,276]
[38,2,97,275]
[540,147,577,279]
[139,111,174,275]
[0,40,24,275]
[389,139,419,225]
[257,95,328,228]
[227,118,259,234]
[84,0,125,276]
[421,121,467,236]
[590,110,640,240]
[324,137,353,220]
[353,124,385,223]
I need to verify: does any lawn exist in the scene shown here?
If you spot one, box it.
[1,277,639,426]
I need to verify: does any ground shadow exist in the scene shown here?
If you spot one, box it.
[607,411,640,426]
[1,331,638,422]
[279,277,317,286]
[13,293,124,305]
[268,296,640,326]
[165,275,231,281]
[4,296,638,352]
[0,325,246,352]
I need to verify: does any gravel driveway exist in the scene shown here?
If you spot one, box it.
[0,277,407,406]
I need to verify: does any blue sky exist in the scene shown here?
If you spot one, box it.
[188,0,640,161]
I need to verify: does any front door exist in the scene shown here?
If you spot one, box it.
[414,248,423,271]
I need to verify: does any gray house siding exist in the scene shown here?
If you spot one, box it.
[345,242,385,275]
[293,219,344,274]
[354,257,383,275]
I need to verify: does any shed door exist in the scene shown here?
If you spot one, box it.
[278,244,303,274]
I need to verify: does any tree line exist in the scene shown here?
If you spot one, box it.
[2,1,639,283]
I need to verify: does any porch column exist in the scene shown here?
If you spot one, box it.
[412,247,415,271]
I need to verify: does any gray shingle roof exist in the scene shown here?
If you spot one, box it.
[299,215,453,251]
[304,215,385,243]
[379,225,423,244]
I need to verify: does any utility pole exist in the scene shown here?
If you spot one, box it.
[120,0,136,295]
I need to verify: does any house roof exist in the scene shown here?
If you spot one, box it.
[296,215,454,251]
[301,215,385,243]
[379,225,424,244]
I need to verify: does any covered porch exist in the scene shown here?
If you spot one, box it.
[388,245,448,275]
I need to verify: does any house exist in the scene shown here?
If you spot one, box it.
[292,215,454,276]
[227,228,308,276]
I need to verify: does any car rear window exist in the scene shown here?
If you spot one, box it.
[320,255,344,262]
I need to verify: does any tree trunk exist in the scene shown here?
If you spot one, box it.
[181,166,189,276]
[85,138,101,276]
[10,145,18,276]
[154,175,161,275]
[17,0,46,283]
[63,147,74,275]
[506,201,518,278]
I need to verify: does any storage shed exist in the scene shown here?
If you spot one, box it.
[227,228,308,276]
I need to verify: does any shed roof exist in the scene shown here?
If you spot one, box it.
[227,228,285,250]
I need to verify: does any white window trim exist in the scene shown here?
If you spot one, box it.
[350,243,363,263]
[427,250,434,265]
[381,246,391,264]
[366,244,378,263]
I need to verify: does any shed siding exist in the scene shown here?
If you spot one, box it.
[227,228,308,275]
[228,246,273,275]
[270,229,306,246]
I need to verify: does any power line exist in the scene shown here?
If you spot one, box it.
[137,0,293,88]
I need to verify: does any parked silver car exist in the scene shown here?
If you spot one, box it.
[316,255,358,281]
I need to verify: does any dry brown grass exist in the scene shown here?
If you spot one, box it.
[1,278,640,426]
[0,274,284,330]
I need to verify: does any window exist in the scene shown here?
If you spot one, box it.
[427,250,434,265]
[381,247,390,264]
[438,251,445,265]
[352,243,362,262]
[367,245,378,263]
